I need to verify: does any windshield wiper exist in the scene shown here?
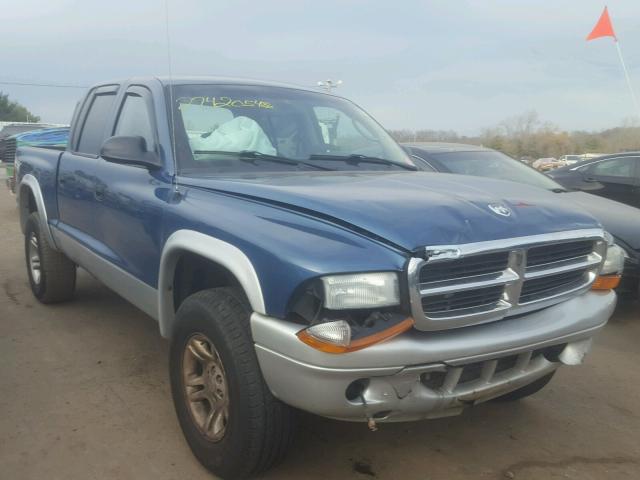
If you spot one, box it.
[307,154,417,171]
[193,150,332,171]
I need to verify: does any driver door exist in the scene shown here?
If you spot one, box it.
[92,86,167,287]
[580,156,640,208]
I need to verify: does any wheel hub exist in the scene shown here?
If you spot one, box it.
[28,232,41,285]
[182,333,229,442]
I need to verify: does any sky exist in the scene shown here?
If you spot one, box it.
[1,0,639,134]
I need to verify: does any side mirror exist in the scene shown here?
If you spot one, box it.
[100,136,161,169]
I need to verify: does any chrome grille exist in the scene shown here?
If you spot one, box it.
[520,270,586,304]
[2,138,16,163]
[422,284,504,315]
[418,251,509,284]
[527,240,594,267]
[408,229,606,331]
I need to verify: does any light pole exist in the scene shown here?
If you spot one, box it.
[317,79,342,93]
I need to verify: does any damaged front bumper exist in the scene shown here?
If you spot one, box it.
[251,290,616,422]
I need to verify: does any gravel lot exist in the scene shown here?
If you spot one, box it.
[1,183,640,480]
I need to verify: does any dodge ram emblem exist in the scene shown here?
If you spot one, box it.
[488,203,512,217]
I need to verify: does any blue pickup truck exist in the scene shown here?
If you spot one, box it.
[16,77,621,479]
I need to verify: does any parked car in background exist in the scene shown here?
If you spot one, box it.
[0,122,61,159]
[532,157,563,171]
[548,152,640,210]
[404,142,640,297]
[532,157,554,168]
[558,154,609,165]
[4,127,70,193]
[15,77,621,479]
[559,154,583,165]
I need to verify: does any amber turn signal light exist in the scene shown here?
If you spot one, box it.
[591,274,621,291]
[297,317,415,354]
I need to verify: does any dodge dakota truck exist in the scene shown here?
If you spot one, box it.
[16,77,620,479]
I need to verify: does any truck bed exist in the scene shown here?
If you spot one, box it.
[16,145,64,222]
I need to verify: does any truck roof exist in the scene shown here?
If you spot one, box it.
[91,76,329,95]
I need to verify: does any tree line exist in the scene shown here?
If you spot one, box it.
[0,92,40,123]
[389,110,640,161]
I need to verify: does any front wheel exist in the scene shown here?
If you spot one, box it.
[169,288,295,479]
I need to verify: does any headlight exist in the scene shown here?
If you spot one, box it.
[600,244,625,275]
[592,243,624,290]
[292,272,410,354]
[321,272,400,309]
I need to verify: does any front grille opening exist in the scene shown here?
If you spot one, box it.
[457,355,520,384]
[495,354,519,374]
[420,251,509,284]
[527,240,594,268]
[421,353,524,392]
[458,361,483,384]
[421,371,447,390]
[520,269,587,303]
[422,285,504,315]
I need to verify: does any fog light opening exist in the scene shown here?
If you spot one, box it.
[345,379,370,402]
[542,343,567,363]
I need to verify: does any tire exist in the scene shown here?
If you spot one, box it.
[169,288,295,480]
[24,212,76,303]
[492,371,556,402]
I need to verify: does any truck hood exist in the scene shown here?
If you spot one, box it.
[181,172,601,252]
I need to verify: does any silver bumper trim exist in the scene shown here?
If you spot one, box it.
[251,290,615,421]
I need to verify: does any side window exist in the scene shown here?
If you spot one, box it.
[114,94,155,151]
[76,93,117,155]
[587,157,636,178]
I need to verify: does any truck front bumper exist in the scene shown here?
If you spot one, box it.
[251,290,616,422]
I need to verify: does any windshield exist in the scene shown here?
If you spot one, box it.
[170,84,414,174]
[430,150,564,191]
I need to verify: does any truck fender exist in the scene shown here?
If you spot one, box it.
[158,230,266,337]
[18,174,58,250]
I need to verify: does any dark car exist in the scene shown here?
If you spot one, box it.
[547,152,640,209]
[3,127,70,193]
[0,123,60,162]
[404,142,640,296]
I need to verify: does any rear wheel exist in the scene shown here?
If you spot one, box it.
[169,288,295,479]
[493,371,556,402]
[24,212,76,303]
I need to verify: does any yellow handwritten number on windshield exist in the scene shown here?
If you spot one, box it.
[177,97,274,109]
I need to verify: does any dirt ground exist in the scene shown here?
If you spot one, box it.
[1,175,640,480]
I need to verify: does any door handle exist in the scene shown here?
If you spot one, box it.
[583,176,598,183]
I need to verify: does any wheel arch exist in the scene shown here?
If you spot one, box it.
[18,174,58,250]
[158,230,266,338]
